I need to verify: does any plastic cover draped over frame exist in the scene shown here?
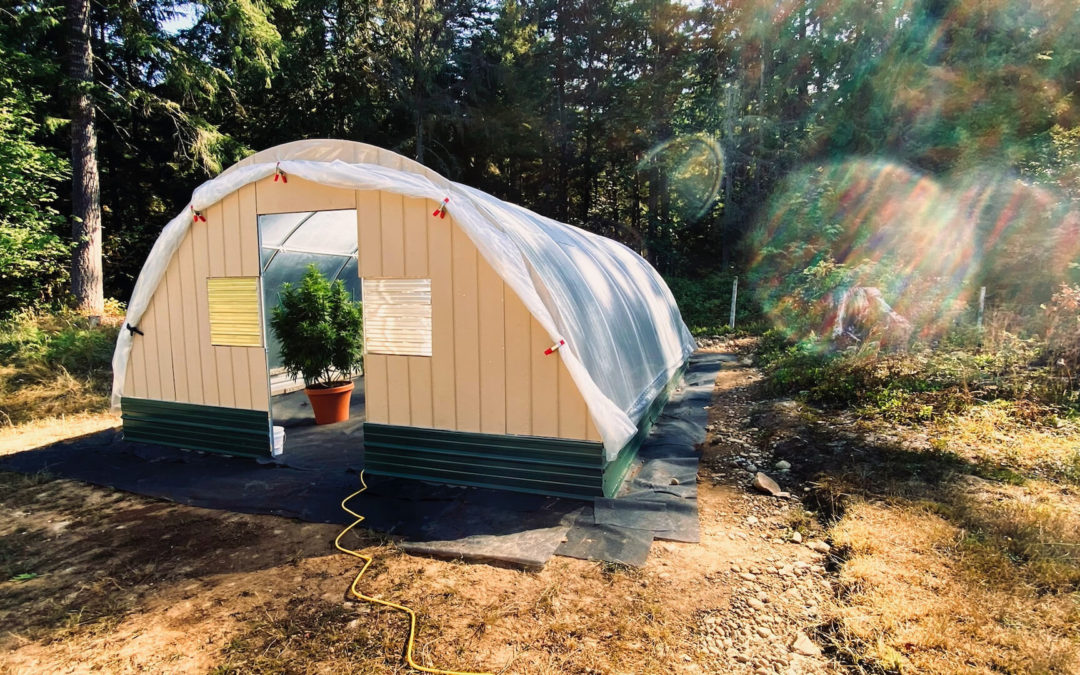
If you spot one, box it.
[111,152,695,458]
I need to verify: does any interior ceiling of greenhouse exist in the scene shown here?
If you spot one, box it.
[259,209,361,371]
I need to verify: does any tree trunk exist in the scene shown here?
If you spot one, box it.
[68,0,103,316]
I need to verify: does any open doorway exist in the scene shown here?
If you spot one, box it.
[258,209,365,462]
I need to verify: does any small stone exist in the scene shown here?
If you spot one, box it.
[790,531,803,543]
[747,598,766,610]
[739,572,757,582]
[734,653,750,663]
[775,460,791,470]
[755,626,771,638]
[746,515,759,525]
[752,472,784,497]
[671,477,681,485]
[806,540,831,554]
[791,632,822,657]
[346,618,360,629]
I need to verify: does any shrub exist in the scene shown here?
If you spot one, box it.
[270,265,363,388]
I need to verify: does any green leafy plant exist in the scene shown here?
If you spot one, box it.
[269,266,363,389]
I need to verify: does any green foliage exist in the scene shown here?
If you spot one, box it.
[665,272,761,335]
[0,309,120,376]
[270,265,363,388]
[0,46,71,317]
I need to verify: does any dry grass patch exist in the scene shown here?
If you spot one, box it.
[824,498,1080,673]
[931,401,1080,484]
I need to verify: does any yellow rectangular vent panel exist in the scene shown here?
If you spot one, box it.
[207,277,262,347]
[363,278,432,356]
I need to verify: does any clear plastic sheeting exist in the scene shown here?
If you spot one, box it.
[111,141,695,458]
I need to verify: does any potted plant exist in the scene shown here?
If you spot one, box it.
[270,265,364,424]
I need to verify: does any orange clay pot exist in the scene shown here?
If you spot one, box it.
[305,381,354,424]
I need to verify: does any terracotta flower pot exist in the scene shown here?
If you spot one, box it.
[305,381,354,424]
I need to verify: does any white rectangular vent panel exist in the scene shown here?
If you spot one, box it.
[363,278,432,356]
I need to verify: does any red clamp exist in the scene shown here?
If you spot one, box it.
[544,339,566,356]
[432,197,449,219]
[191,206,206,222]
[273,162,288,183]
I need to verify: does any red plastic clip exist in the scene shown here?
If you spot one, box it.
[191,206,206,223]
[543,339,566,356]
[273,162,287,183]
[432,197,449,219]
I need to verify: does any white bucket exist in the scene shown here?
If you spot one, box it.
[272,425,286,456]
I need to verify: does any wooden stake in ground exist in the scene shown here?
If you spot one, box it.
[977,286,986,329]
[67,0,104,317]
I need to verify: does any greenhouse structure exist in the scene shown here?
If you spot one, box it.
[111,140,695,499]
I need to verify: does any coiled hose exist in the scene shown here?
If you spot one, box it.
[334,471,493,675]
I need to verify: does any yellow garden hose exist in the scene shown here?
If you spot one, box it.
[334,471,493,675]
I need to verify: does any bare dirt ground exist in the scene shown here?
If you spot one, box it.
[0,346,844,674]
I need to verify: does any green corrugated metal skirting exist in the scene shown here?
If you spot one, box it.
[365,361,690,500]
[364,424,606,499]
[121,397,272,457]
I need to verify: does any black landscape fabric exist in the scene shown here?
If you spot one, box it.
[0,352,728,567]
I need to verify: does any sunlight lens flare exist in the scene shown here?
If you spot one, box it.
[749,159,1080,343]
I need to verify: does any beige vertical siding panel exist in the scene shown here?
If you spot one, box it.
[451,224,481,432]
[177,231,203,404]
[222,194,252,409]
[586,416,603,442]
[164,252,189,402]
[138,298,162,399]
[365,354,389,423]
[386,356,411,426]
[357,191,382,277]
[191,218,219,406]
[407,357,433,428]
[530,317,559,437]
[380,191,405,277]
[123,343,136,395]
[403,198,429,278]
[152,276,176,401]
[503,283,532,436]
[254,175,355,214]
[238,185,259,276]
[239,184,268,410]
[429,216,456,429]
[248,347,268,411]
[557,359,588,439]
[477,261,506,434]
[206,202,236,408]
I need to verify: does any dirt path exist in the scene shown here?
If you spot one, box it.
[0,346,844,674]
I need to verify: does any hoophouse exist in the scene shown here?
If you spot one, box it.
[111,140,696,499]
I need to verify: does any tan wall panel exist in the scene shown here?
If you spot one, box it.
[238,184,259,276]
[407,357,433,428]
[380,192,405,276]
[557,359,588,439]
[165,252,189,402]
[586,416,602,442]
[477,266,506,434]
[451,224,481,432]
[529,317,559,438]
[191,218,219,406]
[357,191,382,277]
[207,202,236,408]
[503,285,532,436]
[429,217,456,429]
[365,354,389,423]
[254,175,355,214]
[133,295,161,399]
[248,347,269,411]
[177,231,204,404]
[221,193,251,409]
[386,356,411,426]
[403,198,429,278]
[152,277,176,401]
